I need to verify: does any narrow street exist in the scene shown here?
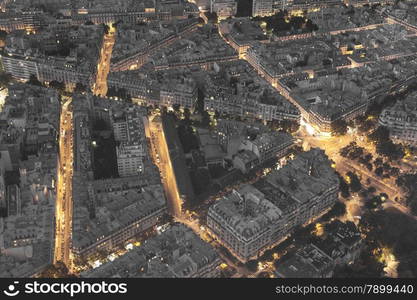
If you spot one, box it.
[54,97,74,267]
[93,25,116,96]
[147,115,182,217]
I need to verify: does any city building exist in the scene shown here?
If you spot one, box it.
[112,108,148,177]
[232,150,260,174]
[70,94,167,260]
[204,60,300,122]
[207,148,339,262]
[314,220,363,266]
[275,244,334,278]
[274,220,362,277]
[70,0,199,25]
[0,8,44,32]
[306,5,385,34]
[287,72,369,134]
[0,83,59,277]
[215,119,268,154]
[1,24,104,86]
[150,24,238,70]
[379,92,417,146]
[0,169,5,216]
[71,177,167,259]
[252,0,274,17]
[6,185,21,217]
[107,67,199,109]
[81,224,222,278]
[218,18,269,57]
[110,18,199,71]
[239,131,294,163]
[211,0,237,19]
[246,38,346,87]
[158,69,199,109]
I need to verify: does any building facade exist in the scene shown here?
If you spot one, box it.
[207,148,339,262]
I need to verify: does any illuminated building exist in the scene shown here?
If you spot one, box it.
[211,0,237,19]
[239,131,294,163]
[1,24,104,85]
[252,0,274,17]
[110,18,199,72]
[218,18,268,57]
[70,94,167,260]
[81,224,221,278]
[207,148,339,262]
[204,60,300,122]
[379,92,417,146]
[275,244,334,278]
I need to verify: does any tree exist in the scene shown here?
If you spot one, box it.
[93,119,109,131]
[280,119,300,133]
[376,140,404,161]
[183,108,191,123]
[28,74,43,86]
[321,201,347,222]
[346,171,362,193]
[204,11,218,23]
[254,10,318,36]
[337,173,350,198]
[177,124,199,153]
[331,119,348,136]
[201,111,211,128]
[196,88,205,115]
[374,157,383,167]
[190,168,211,196]
[374,167,384,177]
[74,82,87,93]
[364,195,382,210]
[107,86,131,102]
[396,173,417,216]
[356,115,375,134]
[359,209,417,277]
[49,80,66,93]
[0,72,11,88]
[0,30,7,42]
[245,260,258,273]
[214,110,221,120]
[368,126,390,144]
[257,271,270,278]
[103,24,110,34]
[173,104,180,114]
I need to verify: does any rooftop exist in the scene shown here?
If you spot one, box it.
[4,24,104,72]
[275,244,333,278]
[151,24,237,68]
[265,148,339,204]
[0,84,58,278]
[209,148,338,240]
[81,223,220,278]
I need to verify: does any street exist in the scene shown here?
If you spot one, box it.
[93,25,116,96]
[54,97,74,267]
[147,115,182,217]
